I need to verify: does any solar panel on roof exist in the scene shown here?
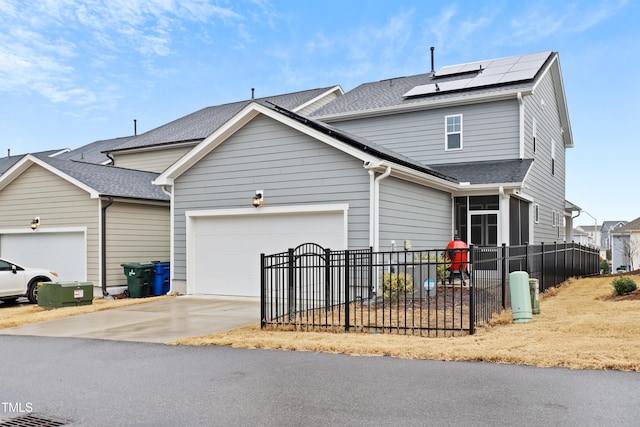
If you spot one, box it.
[404,51,552,98]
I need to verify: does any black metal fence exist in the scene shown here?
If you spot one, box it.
[261,242,600,336]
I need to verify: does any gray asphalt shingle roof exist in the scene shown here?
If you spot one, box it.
[616,217,640,232]
[0,155,23,175]
[1,150,68,175]
[429,159,534,185]
[57,136,136,164]
[311,51,553,117]
[33,154,168,201]
[108,87,338,152]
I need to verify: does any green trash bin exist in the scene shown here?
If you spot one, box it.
[38,282,94,309]
[121,262,154,298]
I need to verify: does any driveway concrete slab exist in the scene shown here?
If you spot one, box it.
[0,296,260,343]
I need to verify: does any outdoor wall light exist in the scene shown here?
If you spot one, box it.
[252,190,264,208]
[30,217,40,230]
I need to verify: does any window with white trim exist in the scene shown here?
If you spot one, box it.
[534,204,540,223]
[552,210,557,227]
[445,114,462,150]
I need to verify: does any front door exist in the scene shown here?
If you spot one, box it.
[469,212,499,271]
[469,212,498,246]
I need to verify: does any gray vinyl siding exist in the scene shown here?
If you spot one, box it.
[327,99,520,164]
[378,177,452,250]
[0,165,99,282]
[105,201,170,286]
[172,114,371,279]
[523,71,566,244]
[297,91,340,116]
[114,145,194,173]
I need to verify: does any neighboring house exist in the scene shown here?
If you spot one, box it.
[0,154,169,295]
[576,224,600,248]
[153,50,578,297]
[572,226,590,247]
[600,220,627,251]
[611,217,640,271]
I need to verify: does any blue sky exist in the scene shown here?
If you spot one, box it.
[0,0,637,226]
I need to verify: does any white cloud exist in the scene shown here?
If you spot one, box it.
[0,0,247,110]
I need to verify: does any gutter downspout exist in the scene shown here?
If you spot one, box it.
[373,166,391,251]
[161,185,171,197]
[101,197,114,299]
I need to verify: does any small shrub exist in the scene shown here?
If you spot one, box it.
[381,272,413,298]
[611,276,637,296]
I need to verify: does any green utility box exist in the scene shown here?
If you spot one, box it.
[509,271,532,323]
[529,278,541,315]
[37,282,94,309]
[121,262,155,298]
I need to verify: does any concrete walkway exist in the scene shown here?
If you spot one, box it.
[0,296,260,343]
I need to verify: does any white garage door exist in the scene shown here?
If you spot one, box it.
[190,210,346,297]
[0,232,86,282]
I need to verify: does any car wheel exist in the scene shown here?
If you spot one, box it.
[27,280,41,304]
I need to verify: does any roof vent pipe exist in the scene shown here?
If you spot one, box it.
[430,46,435,74]
[251,88,255,100]
[7,148,10,158]
[134,119,137,136]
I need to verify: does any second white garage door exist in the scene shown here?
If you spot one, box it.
[189,208,347,297]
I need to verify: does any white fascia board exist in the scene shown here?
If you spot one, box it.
[533,54,573,148]
[111,140,199,155]
[292,86,344,113]
[154,102,380,186]
[315,88,532,123]
[451,182,523,196]
[0,154,100,198]
[48,148,71,157]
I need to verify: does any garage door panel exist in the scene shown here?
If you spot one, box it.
[0,232,86,282]
[191,211,345,297]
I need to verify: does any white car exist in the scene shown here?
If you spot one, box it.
[0,258,58,304]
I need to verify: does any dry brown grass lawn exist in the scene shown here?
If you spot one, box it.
[0,295,173,329]
[173,276,640,371]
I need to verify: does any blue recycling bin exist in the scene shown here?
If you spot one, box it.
[152,262,170,296]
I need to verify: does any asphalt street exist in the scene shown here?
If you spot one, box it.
[1,335,638,426]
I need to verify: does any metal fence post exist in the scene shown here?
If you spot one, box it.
[469,244,475,335]
[554,242,558,287]
[344,249,350,332]
[288,248,294,320]
[260,253,266,328]
[501,243,507,309]
[540,242,545,291]
[325,248,331,311]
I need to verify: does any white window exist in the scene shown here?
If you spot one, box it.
[551,139,556,175]
[552,210,557,227]
[534,204,540,223]
[532,118,537,153]
[445,114,462,150]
